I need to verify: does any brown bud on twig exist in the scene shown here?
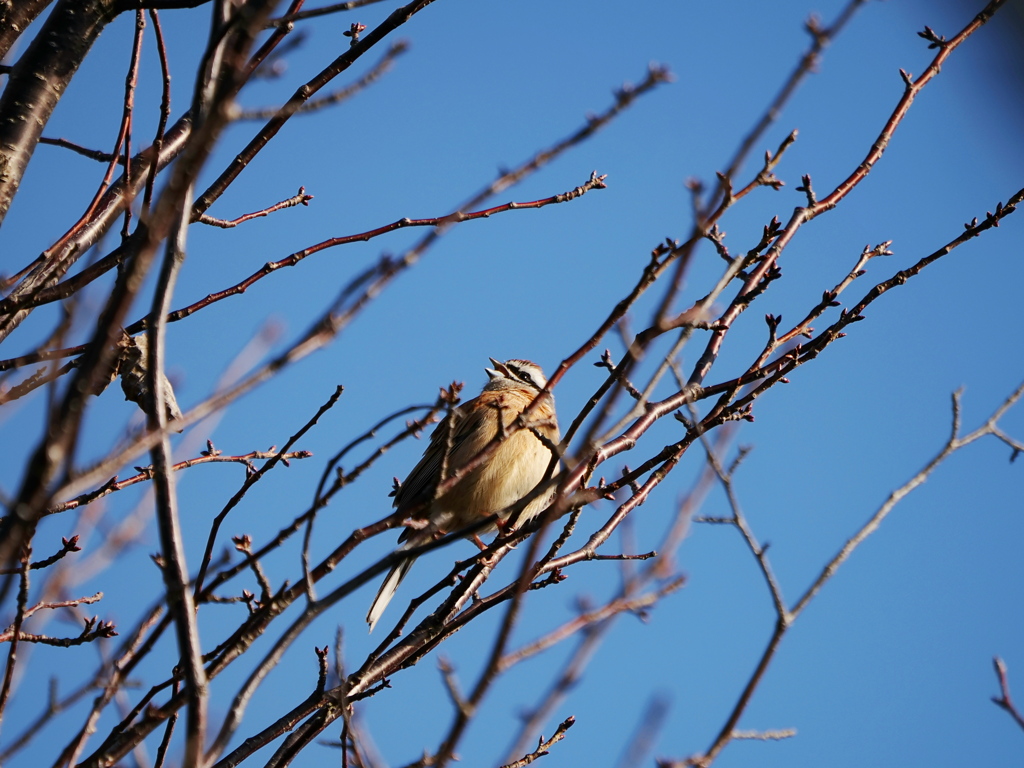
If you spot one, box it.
[917,26,947,49]
[864,240,893,259]
[343,22,366,46]
[439,381,463,405]
[795,174,816,206]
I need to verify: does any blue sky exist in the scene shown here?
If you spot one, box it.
[1,0,1023,766]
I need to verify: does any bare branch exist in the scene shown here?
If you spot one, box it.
[237,41,408,120]
[500,717,576,768]
[1,615,117,646]
[47,449,312,516]
[196,187,313,228]
[264,0,390,28]
[991,657,1024,733]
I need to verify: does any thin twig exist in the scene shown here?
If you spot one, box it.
[192,384,340,596]
[682,381,1024,768]
[237,41,408,121]
[991,657,1024,732]
[47,450,312,515]
[499,717,576,768]
[195,187,313,228]
[264,0,390,28]
[147,173,607,332]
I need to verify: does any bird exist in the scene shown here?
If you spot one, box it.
[366,358,559,632]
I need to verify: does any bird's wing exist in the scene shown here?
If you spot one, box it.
[393,396,494,518]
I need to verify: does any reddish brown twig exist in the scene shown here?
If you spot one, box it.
[1,592,101,627]
[0,536,81,573]
[119,10,144,239]
[243,0,305,80]
[129,172,606,334]
[991,657,1024,732]
[237,41,408,121]
[195,187,313,228]
[0,62,665,371]
[718,0,866,205]
[0,550,30,717]
[499,717,576,768]
[30,604,165,768]
[555,4,1017,522]
[496,578,684,674]
[651,0,868,326]
[37,137,121,164]
[142,7,171,214]
[74,9,145,252]
[0,616,116,646]
[193,385,341,597]
[46,449,313,516]
[693,417,786,618]
[695,185,1024,420]
[676,382,1024,768]
[264,0,389,28]
[193,0,437,219]
[684,0,1011,398]
[1,631,128,760]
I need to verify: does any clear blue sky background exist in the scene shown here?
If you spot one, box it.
[1,1,1023,766]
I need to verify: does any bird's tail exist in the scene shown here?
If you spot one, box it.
[366,545,417,633]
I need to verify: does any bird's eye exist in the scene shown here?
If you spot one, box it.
[509,365,532,384]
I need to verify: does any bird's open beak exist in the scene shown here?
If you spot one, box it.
[485,357,510,380]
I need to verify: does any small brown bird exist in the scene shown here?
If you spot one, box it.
[366,358,559,632]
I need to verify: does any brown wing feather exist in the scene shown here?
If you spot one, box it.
[392,395,493,519]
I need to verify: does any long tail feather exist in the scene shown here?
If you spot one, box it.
[366,550,416,633]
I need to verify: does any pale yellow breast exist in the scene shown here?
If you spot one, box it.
[437,388,558,529]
